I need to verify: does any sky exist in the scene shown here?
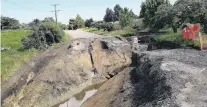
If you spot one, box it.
[1,0,177,24]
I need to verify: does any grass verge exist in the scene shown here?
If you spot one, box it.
[1,29,71,80]
[1,29,37,80]
[154,29,202,48]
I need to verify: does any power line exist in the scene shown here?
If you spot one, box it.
[51,4,61,25]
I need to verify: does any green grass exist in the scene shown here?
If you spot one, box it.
[1,29,71,80]
[1,29,71,81]
[81,27,134,37]
[1,29,38,80]
[107,27,134,37]
[155,28,200,48]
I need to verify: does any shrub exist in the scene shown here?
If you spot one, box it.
[21,22,64,49]
[91,21,104,30]
[58,23,67,30]
[131,18,145,30]
[68,15,85,29]
[28,19,41,29]
[113,21,121,30]
[101,22,114,31]
[68,19,78,30]
[119,8,132,28]
[68,24,78,30]
[85,18,94,27]
[91,21,115,31]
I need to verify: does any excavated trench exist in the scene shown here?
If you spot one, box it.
[1,36,170,107]
[1,37,132,107]
[57,36,172,107]
[56,38,138,107]
[80,37,207,107]
[2,36,207,107]
[80,50,174,107]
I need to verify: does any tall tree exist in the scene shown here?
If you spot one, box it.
[171,0,207,32]
[68,14,85,29]
[139,0,207,32]
[1,16,19,28]
[140,0,170,26]
[75,14,85,28]
[33,19,40,24]
[119,8,132,28]
[113,4,123,21]
[139,2,146,18]
[152,4,173,30]
[129,9,138,18]
[85,18,94,27]
[104,8,115,22]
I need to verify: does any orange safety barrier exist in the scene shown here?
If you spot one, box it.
[181,24,207,50]
[182,24,200,40]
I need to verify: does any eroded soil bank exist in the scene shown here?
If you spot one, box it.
[1,35,207,107]
[1,36,132,107]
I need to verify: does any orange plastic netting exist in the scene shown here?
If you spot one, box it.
[182,24,200,40]
[182,24,207,50]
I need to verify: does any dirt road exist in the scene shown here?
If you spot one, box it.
[64,29,102,39]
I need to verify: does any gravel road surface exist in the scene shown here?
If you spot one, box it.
[64,29,102,39]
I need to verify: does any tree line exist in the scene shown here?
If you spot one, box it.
[1,16,67,30]
[1,0,207,50]
[1,16,20,29]
[68,4,138,31]
[1,0,207,33]
[69,0,207,33]
[140,0,207,33]
[103,4,138,22]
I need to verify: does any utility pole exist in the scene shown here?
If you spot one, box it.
[51,4,61,25]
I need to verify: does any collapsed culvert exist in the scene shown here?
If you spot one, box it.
[81,51,173,107]
[1,36,152,107]
[61,38,206,107]
[1,37,132,107]
[2,36,207,107]
[54,38,133,107]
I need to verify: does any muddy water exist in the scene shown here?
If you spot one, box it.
[58,83,103,107]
